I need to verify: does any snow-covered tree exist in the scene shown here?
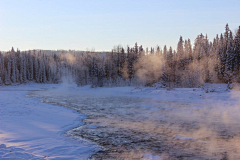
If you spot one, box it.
[234,26,240,79]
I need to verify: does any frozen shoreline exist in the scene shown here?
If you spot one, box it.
[0,83,99,160]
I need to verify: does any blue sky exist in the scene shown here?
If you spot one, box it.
[0,0,239,51]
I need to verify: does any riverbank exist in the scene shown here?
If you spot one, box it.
[0,83,99,160]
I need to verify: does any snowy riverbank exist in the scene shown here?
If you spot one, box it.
[0,83,99,160]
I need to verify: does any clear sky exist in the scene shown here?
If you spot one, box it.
[0,0,239,51]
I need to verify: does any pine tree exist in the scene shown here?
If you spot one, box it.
[29,52,34,81]
[218,34,226,81]
[42,58,47,83]
[187,39,193,61]
[38,58,43,83]
[226,31,235,71]
[19,54,24,83]
[156,46,160,56]
[34,53,39,82]
[139,45,143,56]
[0,52,4,84]
[167,47,174,82]
[127,47,134,81]
[11,50,16,83]
[225,31,234,82]
[234,26,240,78]
[4,69,11,85]
[23,53,27,82]
[163,45,167,60]
[0,76,2,85]
[5,55,12,85]
[177,36,184,68]
[193,34,205,61]
[134,42,138,54]
[224,24,230,55]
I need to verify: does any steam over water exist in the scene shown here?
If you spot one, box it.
[29,84,240,159]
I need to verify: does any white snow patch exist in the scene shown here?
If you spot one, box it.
[0,83,99,160]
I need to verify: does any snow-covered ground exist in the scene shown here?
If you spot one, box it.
[0,83,99,160]
[1,83,240,159]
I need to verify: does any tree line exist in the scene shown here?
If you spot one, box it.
[0,24,240,87]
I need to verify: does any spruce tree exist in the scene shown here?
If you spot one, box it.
[177,36,184,69]
[234,26,240,78]
[34,53,39,82]
[226,31,234,71]
[218,34,226,81]
[29,52,34,81]
[0,52,4,83]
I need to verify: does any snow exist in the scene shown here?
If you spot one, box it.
[1,82,240,159]
[0,83,99,160]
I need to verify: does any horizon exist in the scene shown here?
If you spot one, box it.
[0,0,240,51]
